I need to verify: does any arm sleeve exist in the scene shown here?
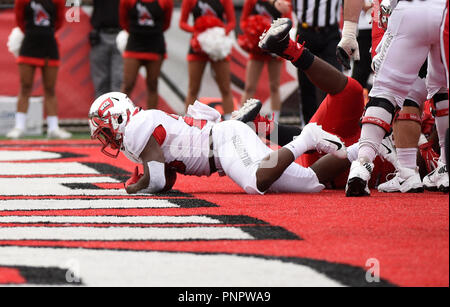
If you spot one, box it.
[240,0,256,29]
[15,0,27,31]
[119,0,132,31]
[222,0,236,34]
[179,0,195,33]
[54,0,65,31]
[160,0,173,32]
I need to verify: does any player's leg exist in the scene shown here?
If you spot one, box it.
[377,77,428,193]
[346,3,443,196]
[213,121,345,194]
[7,63,36,139]
[144,58,164,109]
[259,18,348,95]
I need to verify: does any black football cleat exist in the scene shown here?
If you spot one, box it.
[259,18,301,62]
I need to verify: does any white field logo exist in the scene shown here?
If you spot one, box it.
[65,0,81,23]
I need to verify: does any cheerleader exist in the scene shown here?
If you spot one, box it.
[7,0,71,139]
[119,0,173,109]
[179,0,236,119]
[239,0,291,122]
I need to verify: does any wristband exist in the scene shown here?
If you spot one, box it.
[146,161,166,193]
[342,21,358,39]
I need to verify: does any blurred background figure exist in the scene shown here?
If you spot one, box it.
[179,0,236,119]
[88,0,123,98]
[293,0,342,126]
[7,0,71,139]
[238,0,291,122]
[350,1,373,92]
[119,0,173,109]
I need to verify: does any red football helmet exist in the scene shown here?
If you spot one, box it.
[88,92,139,158]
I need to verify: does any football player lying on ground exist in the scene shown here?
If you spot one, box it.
[89,90,347,195]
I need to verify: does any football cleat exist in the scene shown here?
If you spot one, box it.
[47,128,72,140]
[379,135,400,170]
[6,127,25,139]
[259,18,304,62]
[423,160,449,192]
[302,123,347,159]
[231,98,262,123]
[377,167,424,193]
[346,159,374,197]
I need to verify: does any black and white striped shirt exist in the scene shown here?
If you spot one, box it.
[294,0,342,28]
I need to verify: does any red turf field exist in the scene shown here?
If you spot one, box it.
[0,140,448,286]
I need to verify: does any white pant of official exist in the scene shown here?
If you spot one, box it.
[370,0,448,107]
[211,121,324,195]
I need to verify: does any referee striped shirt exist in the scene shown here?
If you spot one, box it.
[294,0,342,27]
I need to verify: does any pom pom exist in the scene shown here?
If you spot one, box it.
[197,27,233,61]
[116,30,129,54]
[7,27,24,58]
[191,15,233,60]
[237,15,271,54]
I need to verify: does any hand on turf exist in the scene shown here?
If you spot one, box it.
[124,166,143,194]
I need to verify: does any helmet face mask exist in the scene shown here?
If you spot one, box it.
[88,92,138,158]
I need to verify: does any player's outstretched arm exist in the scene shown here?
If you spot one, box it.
[125,136,167,194]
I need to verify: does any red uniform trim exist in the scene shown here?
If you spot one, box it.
[187,53,230,62]
[435,109,449,117]
[152,125,167,146]
[395,113,422,124]
[123,51,166,61]
[179,0,236,34]
[17,56,60,67]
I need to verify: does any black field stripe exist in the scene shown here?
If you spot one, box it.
[160,71,186,102]
[334,0,340,24]
[302,0,308,22]
[313,0,321,27]
[325,0,332,27]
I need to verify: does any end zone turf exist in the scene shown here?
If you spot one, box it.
[0,140,448,286]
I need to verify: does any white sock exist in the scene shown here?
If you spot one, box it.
[358,124,386,162]
[47,116,59,131]
[358,105,393,162]
[223,113,231,121]
[435,115,448,164]
[347,143,359,163]
[434,96,448,164]
[15,112,27,130]
[397,148,417,169]
[283,133,311,159]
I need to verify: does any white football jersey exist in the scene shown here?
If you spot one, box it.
[122,109,215,176]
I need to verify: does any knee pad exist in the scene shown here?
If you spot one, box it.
[394,103,422,125]
[361,97,396,135]
[431,92,449,117]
